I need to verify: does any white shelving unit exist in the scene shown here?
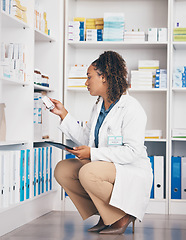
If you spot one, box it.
[64,0,170,214]
[168,0,186,215]
[0,0,64,236]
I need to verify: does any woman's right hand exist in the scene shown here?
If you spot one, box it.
[49,98,68,120]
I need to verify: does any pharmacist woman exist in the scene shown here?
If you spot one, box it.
[50,51,153,235]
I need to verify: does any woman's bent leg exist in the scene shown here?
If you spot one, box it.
[54,158,98,220]
[79,161,126,226]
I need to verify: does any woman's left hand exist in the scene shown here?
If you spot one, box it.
[66,145,91,160]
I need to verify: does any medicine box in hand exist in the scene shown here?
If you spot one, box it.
[42,96,55,110]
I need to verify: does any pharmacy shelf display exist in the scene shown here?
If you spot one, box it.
[168,0,186,215]
[0,0,63,236]
[63,0,170,214]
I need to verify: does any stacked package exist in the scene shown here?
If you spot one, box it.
[124,31,145,42]
[86,18,103,41]
[130,71,152,89]
[138,60,159,88]
[34,92,49,141]
[172,66,186,88]
[148,28,167,42]
[173,28,186,42]
[0,42,26,82]
[145,130,163,139]
[130,60,159,89]
[103,13,125,41]
[68,18,85,41]
[34,69,50,87]
[155,69,167,88]
[35,1,50,35]
[172,128,186,138]
[68,65,88,88]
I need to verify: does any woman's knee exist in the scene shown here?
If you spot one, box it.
[54,158,83,184]
[79,162,96,189]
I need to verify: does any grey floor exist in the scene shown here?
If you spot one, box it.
[1,211,186,240]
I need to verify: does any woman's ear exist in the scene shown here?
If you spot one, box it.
[102,76,106,83]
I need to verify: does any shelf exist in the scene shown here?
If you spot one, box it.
[0,141,28,146]
[68,41,168,50]
[129,88,167,92]
[67,87,168,93]
[145,139,167,142]
[34,84,55,92]
[0,77,30,86]
[173,42,186,50]
[0,189,57,214]
[35,29,56,42]
[171,138,186,141]
[1,10,29,28]
[172,87,186,92]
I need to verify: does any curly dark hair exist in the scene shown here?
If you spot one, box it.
[91,51,128,102]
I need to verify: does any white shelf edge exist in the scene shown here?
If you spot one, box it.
[0,77,30,86]
[149,199,166,202]
[171,137,186,141]
[129,88,168,92]
[145,138,167,142]
[170,199,186,203]
[35,29,56,42]
[67,87,168,92]
[1,10,29,28]
[0,140,28,146]
[34,139,54,143]
[0,190,57,215]
[68,41,168,46]
[34,84,55,92]
[172,87,186,92]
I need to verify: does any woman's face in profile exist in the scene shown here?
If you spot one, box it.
[85,65,107,97]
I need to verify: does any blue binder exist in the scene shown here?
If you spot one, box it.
[46,147,49,192]
[26,149,30,200]
[50,147,52,190]
[42,148,45,193]
[149,156,154,199]
[171,156,181,199]
[34,148,37,197]
[38,148,41,195]
[20,150,25,202]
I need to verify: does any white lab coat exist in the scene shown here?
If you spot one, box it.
[58,94,153,221]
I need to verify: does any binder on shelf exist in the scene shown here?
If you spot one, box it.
[15,151,21,203]
[41,147,45,193]
[26,149,30,200]
[9,151,15,205]
[38,148,41,195]
[181,157,186,199]
[46,147,49,192]
[149,156,154,199]
[154,156,164,199]
[33,148,37,197]
[171,156,181,199]
[20,150,25,202]
[49,147,52,190]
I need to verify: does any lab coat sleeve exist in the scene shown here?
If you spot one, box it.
[91,104,147,165]
[58,109,93,146]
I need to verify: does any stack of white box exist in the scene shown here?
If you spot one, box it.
[124,31,145,42]
[68,21,85,41]
[148,28,167,42]
[68,65,88,88]
[138,60,159,87]
[130,70,153,89]
[86,29,97,42]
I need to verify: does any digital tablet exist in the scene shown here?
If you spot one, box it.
[45,141,74,150]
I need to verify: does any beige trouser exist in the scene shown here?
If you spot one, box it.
[54,158,126,225]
